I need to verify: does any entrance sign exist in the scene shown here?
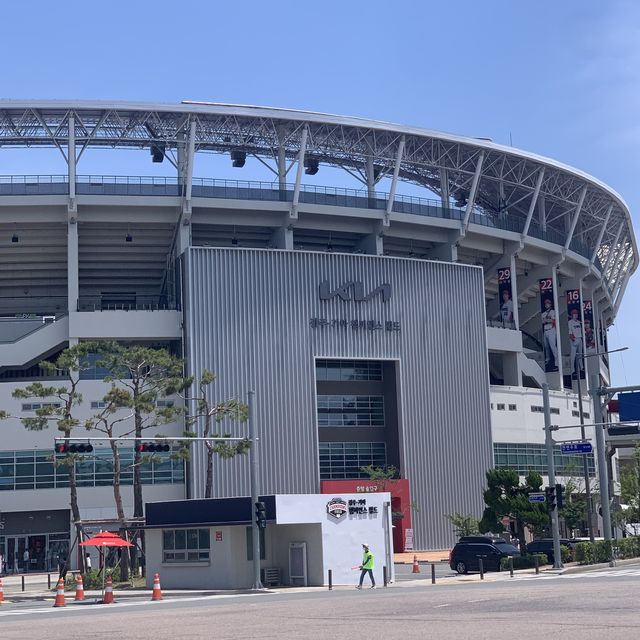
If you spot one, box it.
[529,493,545,503]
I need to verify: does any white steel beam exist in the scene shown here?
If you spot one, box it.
[183,119,196,215]
[521,167,545,238]
[461,151,485,234]
[614,265,633,315]
[590,204,613,264]
[602,222,625,275]
[385,135,405,225]
[68,113,76,215]
[290,125,309,219]
[439,168,450,207]
[563,185,587,251]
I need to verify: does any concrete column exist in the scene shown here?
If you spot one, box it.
[271,225,294,250]
[67,219,79,314]
[428,242,458,262]
[356,231,383,256]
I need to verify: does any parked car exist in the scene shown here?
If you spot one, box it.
[449,536,520,574]
[526,538,576,563]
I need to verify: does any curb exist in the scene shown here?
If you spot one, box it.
[557,557,640,575]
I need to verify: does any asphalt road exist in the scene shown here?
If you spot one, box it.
[2,564,640,639]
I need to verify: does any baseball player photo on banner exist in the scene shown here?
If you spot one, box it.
[539,278,559,373]
[583,300,596,355]
[566,289,584,380]
[497,266,514,328]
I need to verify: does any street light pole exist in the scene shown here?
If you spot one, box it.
[590,374,612,542]
[575,371,595,542]
[542,383,563,569]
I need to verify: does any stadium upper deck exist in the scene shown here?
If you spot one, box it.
[0,100,635,330]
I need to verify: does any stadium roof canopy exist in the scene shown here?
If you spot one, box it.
[0,100,636,315]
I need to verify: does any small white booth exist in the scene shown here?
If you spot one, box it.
[144,492,393,590]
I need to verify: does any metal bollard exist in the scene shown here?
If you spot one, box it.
[534,555,539,575]
[509,556,514,578]
[479,558,484,580]
[21,575,25,591]
[328,569,332,591]
[383,565,387,587]
[431,563,436,585]
[48,573,51,589]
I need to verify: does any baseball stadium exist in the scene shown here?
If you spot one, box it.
[0,101,636,568]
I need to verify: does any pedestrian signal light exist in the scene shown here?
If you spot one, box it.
[545,485,557,510]
[136,442,170,453]
[255,501,267,528]
[555,483,564,510]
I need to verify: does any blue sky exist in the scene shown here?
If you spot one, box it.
[1,0,638,386]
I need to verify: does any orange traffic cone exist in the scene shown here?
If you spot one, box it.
[103,575,114,604]
[0,578,4,604]
[151,573,163,601]
[75,575,85,601]
[412,554,420,574]
[53,578,66,607]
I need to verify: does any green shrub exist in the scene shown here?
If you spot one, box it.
[500,553,548,570]
[63,568,118,590]
[618,537,640,559]
[575,542,594,564]
[593,540,612,563]
[560,544,572,563]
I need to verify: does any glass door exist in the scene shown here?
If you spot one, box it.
[7,536,27,573]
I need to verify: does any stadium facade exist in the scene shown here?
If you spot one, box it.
[0,101,636,569]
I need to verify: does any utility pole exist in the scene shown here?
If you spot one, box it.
[248,390,263,590]
[590,374,613,543]
[575,371,595,541]
[543,383,563,569]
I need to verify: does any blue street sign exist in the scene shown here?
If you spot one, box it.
[560,442,593,455]
[529,493,545,503]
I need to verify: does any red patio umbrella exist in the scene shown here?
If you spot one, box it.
[80,531,133,548]
[80,531,133,602]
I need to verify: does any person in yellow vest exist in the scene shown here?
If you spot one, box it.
[356,543,376,589]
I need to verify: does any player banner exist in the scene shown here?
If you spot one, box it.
[497,266,514,328]
[539,277,558,372]
[583,299,596,355]
[566,289,584,380]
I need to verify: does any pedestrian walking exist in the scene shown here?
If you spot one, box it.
[355,543,376,589]
[23,548,30,573]
[85,553,92,572]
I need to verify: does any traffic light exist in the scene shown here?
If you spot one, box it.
[136,442,170,453]
[56,442,94,454]
[545,485,557,510]
[555,483,564,510]
[255,501,267,528]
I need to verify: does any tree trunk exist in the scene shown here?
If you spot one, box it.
[133,388,143,519]
[111,441,129,581]
[68,461,85,573]
[205,447,214,499]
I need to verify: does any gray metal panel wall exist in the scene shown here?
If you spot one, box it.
[183,248,492,549]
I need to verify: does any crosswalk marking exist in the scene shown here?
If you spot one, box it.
[508,568,640,581]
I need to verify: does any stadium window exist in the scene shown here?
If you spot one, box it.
[550,408,560,415]
[508,404,517,411]
[572,410,580,417]
[21,402,61,412]
[497,403,505,411]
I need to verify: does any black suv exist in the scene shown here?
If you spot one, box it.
[526,538,575,564]
[449,536,520,574]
